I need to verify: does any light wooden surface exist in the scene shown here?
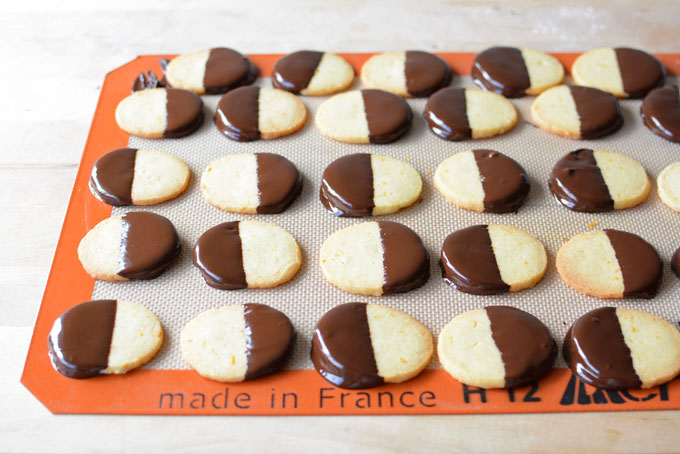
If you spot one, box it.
[4,1,680,452]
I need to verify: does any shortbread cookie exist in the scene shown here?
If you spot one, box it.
[320,153,422,217]
[48,300,163,379]
[440,225,547,295]
[530,85,623,139]
[438,307,557,389]
[311,302,433,389]
[572,47,665,98]
[315,89,412,144]
[556,229,662,299]
[434,150,530,213]
[193,220,301,290]
[360,51,451,97]
[201,153,302,214]
[320,221,429,296]
[424,88,518,141]
[472,47,564,98]
[181,304,295,382]
[549,149,649,212]
[90,148,190,206]
[641,86,680,143]
[115,88,204,139]
[214,86,307,141]
[564,307,680,389]
[658,162,680,212]
[78,212,181,281]
[164,47,258,95]
[272,51,354,95]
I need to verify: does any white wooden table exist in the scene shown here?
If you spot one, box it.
[3,1,680,452]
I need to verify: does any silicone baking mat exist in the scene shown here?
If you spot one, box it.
[22,53,680,415]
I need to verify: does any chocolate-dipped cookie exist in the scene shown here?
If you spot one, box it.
[440,225,547,295]
[272,51,354,96]
[564,307,680,389]
[472,47,564,98]
[90,148,190,206]
[424,88,518,141]
[193,221,301,290]
[48,300,163,379]
[434,150,530,213]
[530,85,623,139]
[320,153,422,217]
[556,229,662,299]
[438,306,556,389]
[181,304,295,382]
[315,89,412,144]
[164,47,258,95]
[549,149,650,212]
[201,153,302,214]
[641,85,680,143]
[672,247,680,278]
[572,47,665,98]
[320,221,429,296]
[78,212,181,281]
[115,88,204,139]
[311,302,433,389]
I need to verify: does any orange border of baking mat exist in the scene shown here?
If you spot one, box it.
[22,53,680,415]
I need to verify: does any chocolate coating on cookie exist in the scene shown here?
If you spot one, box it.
[90,148,137,206]
[569,86,623,139]
[549,149,614,212]
[255,153,302,214]
[272,50,324,93]
[604,229,662,299]
[193,221,247,290]
[440,225,509,295]
[404,51,451,97]
[164,88,204,138]
[311,302,383,389]
[203,47,258,94]
[320,154,374,217]
[563,307,641,389]
[424,87,471,141]
[614,48,665,99]
[379,221,430,294]
[641,86,680,143]
[48,300,117,379]
[215,86,261,141]
[485,306,557,388]
[117,212,181,280]
[472,47,531,98]
[473,150,530,213]
[672,247,680,279]
[243,303,296,380]
[362,89,412,143]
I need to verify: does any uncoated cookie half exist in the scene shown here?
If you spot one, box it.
[641,85,680,143]
[361,51,451,97]
[272,51,354,96]
[657,161,680,212]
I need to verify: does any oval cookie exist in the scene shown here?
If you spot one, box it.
[115,88,204,139]
[320,221,429,296]
[48,300,163,379]
[193,220,301,290]
[472,47,564,98]
[549,149,649,212]
[315,89,412,144]
[78,212,181,281]
[658,161,680,212]
[572,47,665,98]
[201,153,302,214]
[181,304,295,382]
[424,88,518,141]
[90,148,190,206]
[272,51,354,95]
[311,302,433,389]
[320,153,422,217]
[440,225,547,295]
[556,229,662,299]
[434,150,530,213]
[672,247,680,278]
[564,307,680,389]
[530,85,623,139]
[641,85,680,143]
[438,307,556,389]
[164,47,258,95]
[360,51,451,97]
